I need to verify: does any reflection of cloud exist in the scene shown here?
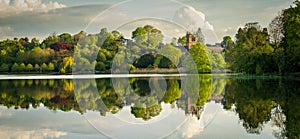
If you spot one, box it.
[173,6,219,44]
[178,102,222,138]
[181,116,203,139]
[0,0,66,17]
[0,128,67,139]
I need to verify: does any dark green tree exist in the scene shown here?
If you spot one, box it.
[281,0,300,73]
[231,22,274,74]
[0,63,9,72]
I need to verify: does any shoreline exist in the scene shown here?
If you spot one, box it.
[0,72,298,80]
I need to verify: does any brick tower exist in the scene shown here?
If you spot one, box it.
[186,33,198,50]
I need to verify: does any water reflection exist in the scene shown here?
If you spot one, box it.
[0,76,299,138]
[73,76,213,121]
[222,78,300,139]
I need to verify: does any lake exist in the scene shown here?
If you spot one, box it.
[0,74,299,139]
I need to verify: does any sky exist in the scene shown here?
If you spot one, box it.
[0,0,295,44]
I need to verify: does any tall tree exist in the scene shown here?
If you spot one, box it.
[231,22,274,74]
[281,0,300,72]
[268,13,284,48]
[196,28,205,43]
[221,36,235,49]
[221,36,235,64]
[132,25,163,49]
[189,43,211,72]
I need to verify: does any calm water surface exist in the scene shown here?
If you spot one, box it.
[0,75,299,139]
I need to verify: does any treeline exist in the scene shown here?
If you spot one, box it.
[0,24,225,74]
[0,33,75,73]
[223,1,300,74]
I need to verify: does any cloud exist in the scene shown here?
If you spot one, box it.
[181,116,203,138]
[0,0,66,17]
[173,6,214,31]
[0,128,67,139]
[173,6,219,44]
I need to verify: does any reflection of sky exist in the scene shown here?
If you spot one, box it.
[0,105,104,139]
[0,102,279,139]
[168,102,278,139]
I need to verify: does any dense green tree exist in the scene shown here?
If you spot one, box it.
[11,63,20,72]
[30,38,40,48]
[280,0,300,73]
[96,51,107,62]
[0,39,24,59]
[60,57,73,73]
[0,63,9,72]
[177,36,186,46]
[210,53,226,70]
[189,43,211,72]
[221,36,235,50]
[95,62,106,71]
[132,25,163,49]
[58,33,73,43]
[134,54,155,68]
[222,36,235,66]
[26,64,33,72]
[231,22,274,74]
[48,62,55,71]
[41,63,48,72]
[19,63,26,71]
[42,33,60,48]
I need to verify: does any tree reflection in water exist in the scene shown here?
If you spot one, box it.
[0,76,299,139]
[222,78,300,139]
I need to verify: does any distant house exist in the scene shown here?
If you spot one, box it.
[207,45,224,53]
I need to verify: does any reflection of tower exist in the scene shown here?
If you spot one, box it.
[186,33,198,50]
[185,97,202,120]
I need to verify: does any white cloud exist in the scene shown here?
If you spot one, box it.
[181,116,203,139]
[0,128,67,139]
[173,6,219,44]
[173,6,214,31]
[0,0,66,17]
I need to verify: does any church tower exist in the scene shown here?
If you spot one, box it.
[186,33,198,50]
